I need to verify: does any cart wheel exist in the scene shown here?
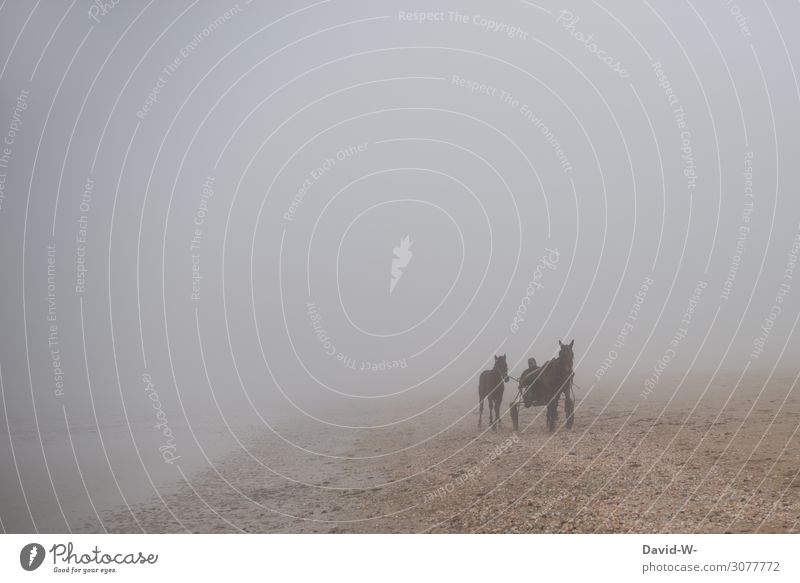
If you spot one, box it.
[510,403,519,432]
[565,395,575,429]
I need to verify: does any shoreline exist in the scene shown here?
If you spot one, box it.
[86,380,800,533]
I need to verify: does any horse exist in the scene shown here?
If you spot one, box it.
[479,354,509,430]
[522,340,575,432]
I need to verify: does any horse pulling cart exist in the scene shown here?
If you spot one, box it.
[508,340,576,433]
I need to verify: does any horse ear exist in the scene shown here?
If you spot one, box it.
[559,340,563,347]
[569,339,574,347]
[495,355,499,361]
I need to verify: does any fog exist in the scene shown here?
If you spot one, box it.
[1,0,799,532]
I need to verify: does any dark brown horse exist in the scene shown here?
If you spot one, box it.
[479,354,508,429]
[522,340,575,432]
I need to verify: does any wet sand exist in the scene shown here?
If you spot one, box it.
[94,374,800,533]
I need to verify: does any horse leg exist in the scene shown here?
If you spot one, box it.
[565,392,575,429]
[478,396,484,427]
[547,394,559,433]
[494,398,502,429]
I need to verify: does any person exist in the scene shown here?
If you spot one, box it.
[519,357,539,389]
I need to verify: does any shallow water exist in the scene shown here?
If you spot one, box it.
[0,417,261,532]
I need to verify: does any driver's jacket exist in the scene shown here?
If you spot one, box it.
[519,366,540,388]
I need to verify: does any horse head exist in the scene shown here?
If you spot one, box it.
[558,339,575,372]
[495,354,509,382]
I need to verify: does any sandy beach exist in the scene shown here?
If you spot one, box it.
[93,373,800,534]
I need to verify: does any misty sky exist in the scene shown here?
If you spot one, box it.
[2,0,799,420]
